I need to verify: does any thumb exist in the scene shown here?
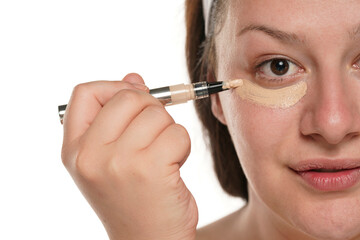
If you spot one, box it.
[123,73,146,85]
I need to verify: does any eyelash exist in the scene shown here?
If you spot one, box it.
[250,55,360,86]
[254,58,303,85]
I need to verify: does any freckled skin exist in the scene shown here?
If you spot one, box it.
[211,0,360,239]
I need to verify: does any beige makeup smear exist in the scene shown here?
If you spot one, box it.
[234,79,307,108]
[223,79,244,89]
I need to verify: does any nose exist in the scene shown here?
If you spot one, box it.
[300,71,360,146]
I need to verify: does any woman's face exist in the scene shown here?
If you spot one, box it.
[214,0,360,239]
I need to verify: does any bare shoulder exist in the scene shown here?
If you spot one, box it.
[195,208,244,240]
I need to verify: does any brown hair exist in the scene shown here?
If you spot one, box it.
[185,0,248,201]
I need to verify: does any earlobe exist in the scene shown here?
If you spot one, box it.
[211,92,227,125]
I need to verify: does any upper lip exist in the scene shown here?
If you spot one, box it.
[289,159,360,172]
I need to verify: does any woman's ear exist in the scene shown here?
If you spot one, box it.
[211,94,227,125]
[207,71,227,125]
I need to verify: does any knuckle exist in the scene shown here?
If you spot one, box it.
[170,123,191,151]
[145,105,174,123]
[107,149,129,174]
[61,145,71,168]
[115,89,141,104]
[72,83,90,98]
[107,156,125,182]
[173,124,191,142]
[74,145,101,182]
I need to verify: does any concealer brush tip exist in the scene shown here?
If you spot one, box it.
[223,79,244,89]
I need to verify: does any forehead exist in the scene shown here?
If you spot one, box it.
[226,0,360,36]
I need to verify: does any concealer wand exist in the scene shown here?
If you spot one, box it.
[58,79,243,124]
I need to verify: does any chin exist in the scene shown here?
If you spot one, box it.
[292,199,360,240]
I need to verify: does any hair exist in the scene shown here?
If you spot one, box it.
[185,0,248,201]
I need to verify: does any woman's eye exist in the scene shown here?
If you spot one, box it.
[257,58,300,78]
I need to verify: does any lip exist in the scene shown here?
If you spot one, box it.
[290,159,360,191]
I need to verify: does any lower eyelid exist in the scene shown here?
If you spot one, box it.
[255,71,305,87]
[256,72,300,80]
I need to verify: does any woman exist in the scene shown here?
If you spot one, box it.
[61,0,360,239]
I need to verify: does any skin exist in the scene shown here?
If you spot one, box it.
[62,1,360,239]
[61,74,198,240]
[204,0,360,239]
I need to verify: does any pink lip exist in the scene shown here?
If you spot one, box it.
[290,159,360,191]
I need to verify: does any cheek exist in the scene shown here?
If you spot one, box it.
[219,91,300,190]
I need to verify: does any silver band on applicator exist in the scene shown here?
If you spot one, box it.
[149,79,242,106]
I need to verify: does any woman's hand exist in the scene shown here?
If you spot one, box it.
[61,73,198,240]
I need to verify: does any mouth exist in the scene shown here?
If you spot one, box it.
[310,169,348,172]
[290,159,360,192]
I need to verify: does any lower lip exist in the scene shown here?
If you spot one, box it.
[296,167,360,191]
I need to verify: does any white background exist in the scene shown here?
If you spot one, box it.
[0,1,244,239]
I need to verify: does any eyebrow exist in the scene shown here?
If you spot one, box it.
[237,24,306,44]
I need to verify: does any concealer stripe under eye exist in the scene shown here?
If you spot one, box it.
[234,79,307,109]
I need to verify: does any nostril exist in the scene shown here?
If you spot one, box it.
[302,131,357,147]
[299,76,360,147]
[347,132,360,141]
[304,111,357,145]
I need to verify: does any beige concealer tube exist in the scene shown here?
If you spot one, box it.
[58,80,243,123]
[149,79,243,105]
[234,79,307,108]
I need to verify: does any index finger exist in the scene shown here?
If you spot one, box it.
[63,80,148,145]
